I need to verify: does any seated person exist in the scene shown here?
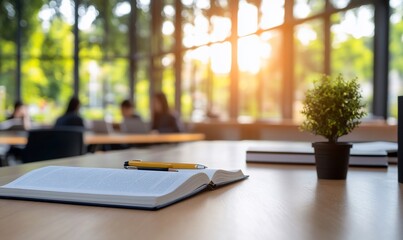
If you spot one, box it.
[6,100,31,130]
[151,92,183,133]
[120,99,148,134]
[55,97,85,128]
[120,100,142,120]
[4,100,31,162]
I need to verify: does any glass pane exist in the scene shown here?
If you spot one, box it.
[0,59,16,119]
[210,0,230,42]
[24,0,74,58]
[161,54,176,108]
[0,0,17,55]
[238,0,258,36]
[259,31,282,119]
[0,1,18,117]
[389,0,403,119]
[238,35,261,119]
[135,59,150,120]
[161,1,175,52]
[294,19,324,121]
[182,0,230,47]
[110,0,130,56]
[80,59,129,122]
[78,0,130,57]
[211,42,230,120]
[19,0,75,124]
[22,59,74,124]
[331,6,374,116]
[294,0,325,19]
[260,0,284,29]
[182,47,210,121]
[78,1,104,59]
[210,15,231,41]
[136,0,151,54]
[182,5,210,47]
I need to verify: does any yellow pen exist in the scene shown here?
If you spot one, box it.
[124,160,207,170]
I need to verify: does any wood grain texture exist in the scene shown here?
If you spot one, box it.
[0,141,402,240]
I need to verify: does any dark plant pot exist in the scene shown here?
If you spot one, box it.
[312,142,352,180]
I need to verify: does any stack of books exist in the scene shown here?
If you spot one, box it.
[245,141,397,167]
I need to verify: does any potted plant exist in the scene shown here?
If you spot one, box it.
[300,74,366,179]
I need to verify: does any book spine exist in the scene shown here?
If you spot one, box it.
[398,96,403,183]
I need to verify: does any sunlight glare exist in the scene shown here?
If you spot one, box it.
[294,0,310,18]
[332,6,374,44]
[162,21,175,35]
[114,2,131,17]
[181,0,193,7]
[260,0,284,29]
[78,6,98,31]
[330,0,350,9]
[210,43,231,74]
[60,0,74,24]
[238,36,266,74]
[162,55,174,67]
[296,26,317,46]
[163,5,175,17]
[196,0,210,9]
[238,1,257,36]
[185,46,209,64]
[138,0,151,10]
[390,0,403,18]
[210,16,231,41]
[183,14,210,47]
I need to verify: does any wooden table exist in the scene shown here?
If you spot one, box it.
[0,141,402,240]
[0,132,205,145]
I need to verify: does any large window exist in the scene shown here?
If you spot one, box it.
[389,0,403,119]
[20,0,74,123]
[294,19,324,120]
[331,6,374,115]
[78,0,130,121]
[0,1,18,119]
[0,0,395,124]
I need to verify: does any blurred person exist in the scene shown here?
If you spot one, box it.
[4,101,31,163]
[55,96,85,128]
[120,99,142,120]
[151,92,183,133]
[120,99,148,135]
[7,100,31,130]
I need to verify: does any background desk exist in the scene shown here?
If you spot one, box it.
[0,141,402,240]
[0,132,205,145]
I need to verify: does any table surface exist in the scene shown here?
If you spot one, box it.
[0,141,402,240]
[0,132,205,145]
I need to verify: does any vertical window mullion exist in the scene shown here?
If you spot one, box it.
[373,0,389,119]
[282,0,294,119]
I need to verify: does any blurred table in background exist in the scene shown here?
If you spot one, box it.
[0,132,205,145]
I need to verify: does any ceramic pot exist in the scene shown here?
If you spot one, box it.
[312,142,352,180]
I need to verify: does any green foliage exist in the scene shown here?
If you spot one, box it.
[390,19,403,77]
[332,37,373,81]
[2,1,401,123]
[300,74,366,143]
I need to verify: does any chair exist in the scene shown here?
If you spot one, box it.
[22,128,85,163]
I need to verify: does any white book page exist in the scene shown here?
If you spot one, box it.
[178,169,246,185]
[1,166,204,197]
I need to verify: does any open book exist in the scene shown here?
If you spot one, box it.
[0,166,247,210]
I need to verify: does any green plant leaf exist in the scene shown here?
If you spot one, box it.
[300,74,366,142]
